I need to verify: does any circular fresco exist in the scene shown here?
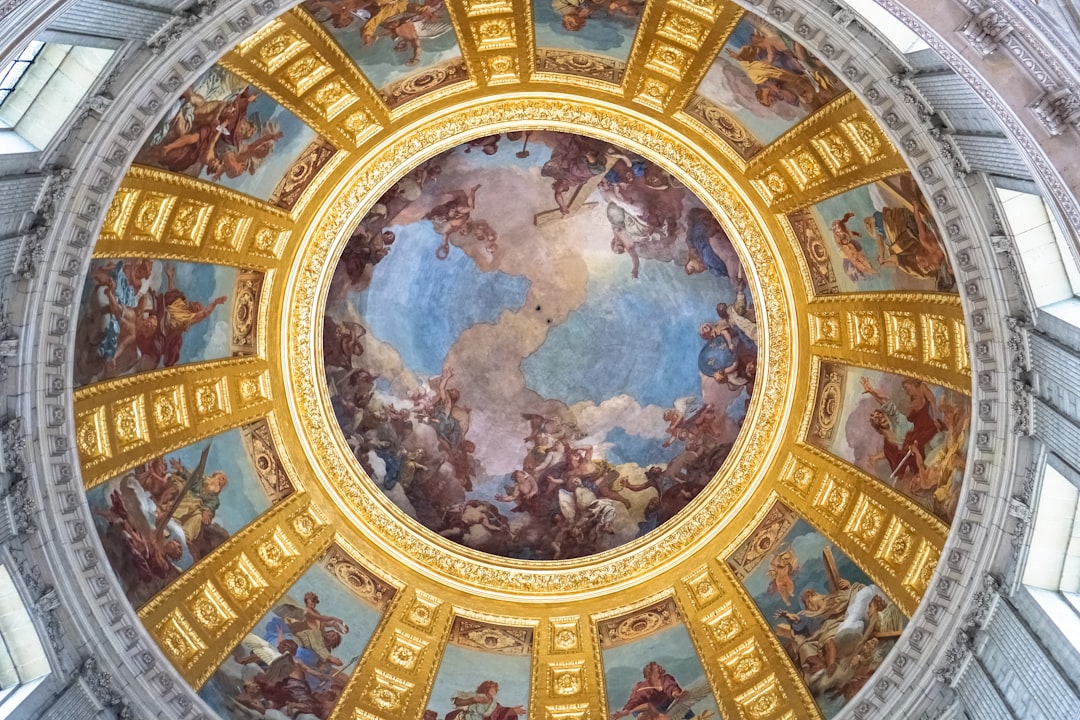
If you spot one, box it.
[322,130,759,561]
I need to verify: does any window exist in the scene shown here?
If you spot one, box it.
[997,186,1080,308]
[0,42,44,108]
[841,0,930,54]
[1023,461,1080,650]
[0,40,113,153]
[0,565,48,719]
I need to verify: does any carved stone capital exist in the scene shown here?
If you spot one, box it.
[146,0,224,54]
[937,574,1005,684]
[0,416,26,479]
[959,7,1014,55]
[1010,379,1033,436]
[1031,88,1080,136]
[4,477,36,536]
[13,231,44,280]
[927,127,971,178]
[1005,315,1031,372]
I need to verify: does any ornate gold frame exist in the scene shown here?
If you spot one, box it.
[283,93,796,598]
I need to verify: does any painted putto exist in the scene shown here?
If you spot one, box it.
[534,0,645,62]
[322,131,758,561]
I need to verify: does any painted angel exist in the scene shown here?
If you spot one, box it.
[830,212,878,282]
[767,545,800,606]
[661,396,715,448]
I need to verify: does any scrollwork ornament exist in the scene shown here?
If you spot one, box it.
[80,656,134,719]
[0,296,16,378]
[1,415,26,479]
[935,630,974,686]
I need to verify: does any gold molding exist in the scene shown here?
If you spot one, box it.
[694,557,823,720]
[532,49,628,95]
[620,0,672,110]
[674,567,745,720]
[97,166,293,268]
[75,357,272,490]
[282,94,794,598]
[746,94,907,213]
[329,587,449,720]
[807,293,971,393]
[625,0,744,115]
[222,10,388,148]
[776,452,944,615]
[532,614,599,717]
[446,0,532,86]
[69,24,986,718]
[138,492,334,688]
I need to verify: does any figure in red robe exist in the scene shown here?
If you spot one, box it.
[611,662,684,719]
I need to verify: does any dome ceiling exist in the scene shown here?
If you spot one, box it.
[69,2,972,720]
[325,130,759,561]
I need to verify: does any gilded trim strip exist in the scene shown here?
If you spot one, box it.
[75,357,272,490]
[138,493,335,688]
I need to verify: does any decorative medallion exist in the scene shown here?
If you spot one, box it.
[322,130,759,561]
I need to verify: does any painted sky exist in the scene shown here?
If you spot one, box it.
[324,131,756,558]
[199,559,385,720]
[534,1,642,60]
[427,644,531,719]
[603,623,720,719]
[75,260,236,387]
[360,223,529,377]
[137,65,317,202]
[87,428,269,573]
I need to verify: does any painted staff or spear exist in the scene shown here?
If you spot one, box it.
[155,442,212,540]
